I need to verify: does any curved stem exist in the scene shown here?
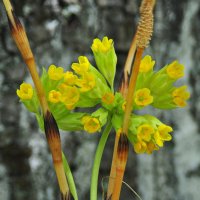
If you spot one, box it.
[62,152,78,200]
[90,116,113,200]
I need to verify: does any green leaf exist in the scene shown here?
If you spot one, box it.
[57,112,85,131]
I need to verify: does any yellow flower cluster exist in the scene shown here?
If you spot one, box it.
[134,88,153,106]
[71,56,96,92]
[72,56,90,75]
[64,72,78,85]
[166,61,184,79]
[139,55,155,73]
[91,36,113,53]
[60,86,80,110]
[82,116,101,133]
[76,72,96,92]
[133,123,173,154]
[48,90,61,103]
[46,56,97,110]
[17,83,33,100]
[172,86,190,107]
[48,65,64,80]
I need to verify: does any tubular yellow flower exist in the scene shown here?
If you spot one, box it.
[172,86,190,107]
[139,55,155,73]
[133,140,147,154]
[154,131,164,147]
[60,86,80,110]
[166,61,184,79]
[76,72,96,92]
[137,124,154,142]
[157,124,173,141]
[91,36,113,53]
[64,71,78,86]
[135,88,153,106]
[71,56,90,75]
[102,92,115,105]
[48,64,64,80]
[173,98,186,107]
[17,83,33,100]
[146,142,158,154]
[82,116,101,133]
[48,90,61,103]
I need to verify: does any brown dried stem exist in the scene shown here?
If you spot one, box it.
[107,1,155,199]
[3,0,70,198]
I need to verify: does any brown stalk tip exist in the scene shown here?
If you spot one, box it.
[117,133,129,161]
[3,0,21,31]
[136,0,154,48]
[44,110,60,141]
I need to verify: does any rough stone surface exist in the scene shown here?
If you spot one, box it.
[0,0,200,199]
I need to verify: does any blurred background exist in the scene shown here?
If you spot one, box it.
[0,0,200,199]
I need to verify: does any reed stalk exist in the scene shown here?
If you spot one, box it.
[3,1,70,198]
[107,1,155,199]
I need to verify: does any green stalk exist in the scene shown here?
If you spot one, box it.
[90,116,112,200]
[62,152,78,200]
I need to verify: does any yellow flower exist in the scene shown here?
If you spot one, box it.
[137,124,154,142]
[72,56,90,75]
[16,83,33,100]
[154,131,164,147]
[102,92,115,105]
[82,116,101,133]
[48,90,61,103]
[135,88,153,106]
[172,86,190,107]
[166,61,184,79]
[157,124,173,141]
[91,36,113,53]
[146,142,159,154]
[139,55,155,73]
[134,140,147,154]
[76,72,96,92]
[60,86,80,110]
[48,64,64,80]
[64,71,78,85]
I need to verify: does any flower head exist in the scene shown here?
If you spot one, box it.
[64,71,78,86]
[72,56,90,75]
[48,90,61,103]
[166,61,184,79]
[60,86,80,110]
[157,124,173,141]
[137,124,154,142]
[133,140,147,154]
[139,55,155,73]
[91,36,113,53]
[76,72,96,92]
[135,88,153,106]
[48,64,64,80]
[17,83,33,100]
[172,85,190,107]
[154,131,164,147]
[82,116,101,133]
[146,142,158,154]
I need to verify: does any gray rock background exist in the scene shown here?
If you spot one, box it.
[0,0,200,199]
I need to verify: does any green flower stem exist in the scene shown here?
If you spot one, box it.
[90,116,112,200]
[62,152,78,200]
